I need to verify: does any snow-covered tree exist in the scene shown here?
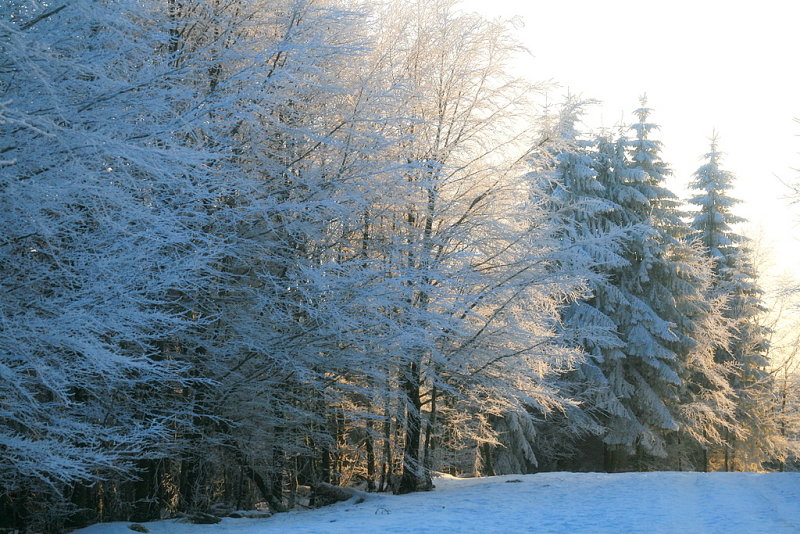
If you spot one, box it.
[537,111,683,470]
[492,100,629,472]
[145,0,417,513]
[530,99,733,472]
[767,311,800,470]
[689,136,777,470]
[0,1,227,526]
[357,0,594,491]
[602,99,735,470]
[9,0,790,528]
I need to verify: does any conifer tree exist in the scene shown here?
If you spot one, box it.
[514,99,691,471]
[512,101,630,470]
[582,111,678,468]
[604,99,732,470]
[570,99,727,470]
[689,136,777,470]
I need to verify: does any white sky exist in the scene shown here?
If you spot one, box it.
[463,0,800,284]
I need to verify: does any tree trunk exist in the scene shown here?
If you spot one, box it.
[132,459,161,521]
[603,444,618,473]
[378,405,392,492]
[422,383,438,476]
[179,456,200,511]
[270,443,285,510]
[65,482,95,528]
[320,440,332,486]
[397,360,425,494]
[365,419,377,491]
[480,443,496,477]
[287,456,299,509]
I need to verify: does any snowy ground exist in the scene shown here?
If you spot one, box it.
[75,472,800,534]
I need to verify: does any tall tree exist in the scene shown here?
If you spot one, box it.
[550,110,683,470]
[539,99,732,472]
[689,135,777,470]
[501,100,630,472]
[0,1,223,527]
[158,0,410,511]
[363,0,590,491]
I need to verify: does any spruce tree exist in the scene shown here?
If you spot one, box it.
[588,99,724,470]
[528,100,735,472]
[689,136,777,470]
[593,111,682,468]
[490,100,626,471]
[537,103,633,469]
[624,101,733,469]
[523,99,687,471]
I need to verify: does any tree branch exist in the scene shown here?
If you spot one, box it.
[20,4,68,30]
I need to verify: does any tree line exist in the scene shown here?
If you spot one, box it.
[0,0,795,530]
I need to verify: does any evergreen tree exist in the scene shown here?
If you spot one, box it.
[509,101,630,471]
[626,103,730,469]
[689,136,777,470]
[546,99,731,471]
[587,107,681,468]
[598,99,732,470]
[505,98,698,472]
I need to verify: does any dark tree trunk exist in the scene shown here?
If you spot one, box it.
[287,456,299,509]
[240,463,280,511]
[378,406,392,492]
[65,482,96,528]
[179,456,201,511]
[365,419,377,491]
[131,459,161,522]
[332,410,346,486]
[397,360,431,494]
[480,443,496,477]
[212,416,286,513]
[422,383,437,475]
[320,443,332,485]
[603,444,618,473]
[270,443,285,509]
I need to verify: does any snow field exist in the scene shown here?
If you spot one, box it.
[75,472,800,534]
